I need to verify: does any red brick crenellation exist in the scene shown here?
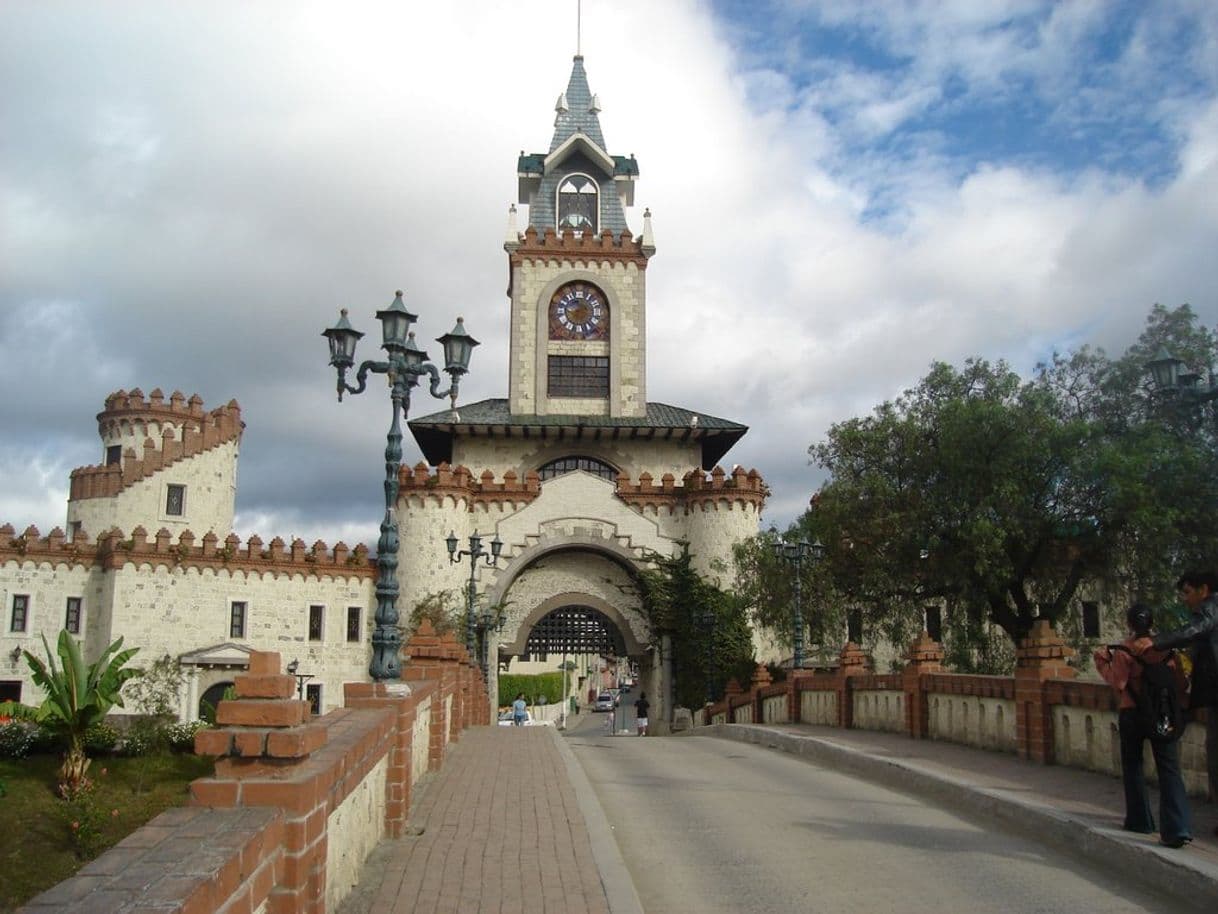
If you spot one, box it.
[0,523,375,580]
[397,461,768,514]
[70,390,245,502]
[509,224,652,270]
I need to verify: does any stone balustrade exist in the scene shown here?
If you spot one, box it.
[695,623,1212,795]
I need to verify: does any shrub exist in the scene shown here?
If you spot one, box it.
[164,721,208,752]
[498,672,565,707]
[0,721,36,759]
[83,723,120,755]
[119,727,156,757]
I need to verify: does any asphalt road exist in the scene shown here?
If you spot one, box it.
[565,717,1204,914]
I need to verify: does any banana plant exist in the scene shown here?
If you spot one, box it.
[0,631,140,794]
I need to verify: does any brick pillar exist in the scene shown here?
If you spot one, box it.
[724,678,743,723]
[902,632,944,739]
[1015,619,1076,763]
[750,664,771,721]
[192,651,330,914]
[402,621,466,768]
[836,641,869,729]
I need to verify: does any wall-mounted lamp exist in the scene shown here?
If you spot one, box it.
[10,646,23,663]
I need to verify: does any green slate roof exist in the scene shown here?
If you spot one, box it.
[408,399,748,470]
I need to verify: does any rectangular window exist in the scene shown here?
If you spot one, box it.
[0,681,21,703]
[10,595,29,633]
[547,356,609,398]
[165,484,186,516]
[65,597,82,635]
[924,605,941,643]
[346,607,362,643]
[308,605,324,641]
[1082,601,1101,639]
[230,601,247,639]
[106,444,122,466]
[305,683,322,716]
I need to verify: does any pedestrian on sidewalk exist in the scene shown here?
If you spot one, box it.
[1143,570,1218,821]
[634,692,650,736]
[512,693,528,726]
[1095,603,1192,848]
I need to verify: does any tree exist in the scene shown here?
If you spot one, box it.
[636,545,755,709]
[125,654,184,722]
[0,632,140,795]
[733,305,1217,663]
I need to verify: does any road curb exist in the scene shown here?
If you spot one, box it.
[550,726,646,914]
[705,723,1218,908]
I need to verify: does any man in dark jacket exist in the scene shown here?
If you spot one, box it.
[1148,571,1218,820]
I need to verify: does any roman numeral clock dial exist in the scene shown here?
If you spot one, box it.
[548,282,607,341]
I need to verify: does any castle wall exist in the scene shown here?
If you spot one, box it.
[455,435,703,482]
[67,440,238,539]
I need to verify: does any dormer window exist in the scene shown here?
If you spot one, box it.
[557,174,598,234]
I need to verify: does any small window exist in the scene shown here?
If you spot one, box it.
[346,607,362,643]
[165,484,186,516]
[10,595,29,633]
[925,605,941,643]
[230,601,247,639]
[305,683,322,716]
[65,598,82,635]
[0,682,20,703]
[548,356,608,398]
[106,445,122,466]
[1082,601,1100,639]
[308,605,324,641]
[69,521,82,541]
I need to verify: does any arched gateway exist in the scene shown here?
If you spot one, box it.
[396,54,766,726]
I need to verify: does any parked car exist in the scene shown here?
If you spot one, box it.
[496,710,554,727]
[593,693,615,712]
[607,688,621,707]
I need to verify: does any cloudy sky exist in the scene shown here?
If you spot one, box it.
[2,0,1216,550]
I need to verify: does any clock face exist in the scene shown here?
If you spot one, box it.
[548,282,608,341]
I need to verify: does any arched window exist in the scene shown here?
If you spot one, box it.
[538,455,618,483]
[557,174,599,233]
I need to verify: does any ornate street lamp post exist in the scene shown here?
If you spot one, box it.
[771,537,827,670]
[323,292,478,681]
[446,530,503,679]
[1146,346,1218,426]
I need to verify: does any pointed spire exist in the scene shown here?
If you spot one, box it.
[549,55,607,153]
[504,204,520,251]
[641,207,655,256]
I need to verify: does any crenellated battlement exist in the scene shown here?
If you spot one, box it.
[0,523,374,580]
[396,462,767,514]
[70,393,244,502]
[510,225,650,268]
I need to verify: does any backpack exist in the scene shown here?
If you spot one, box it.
[1111,645,1188,742]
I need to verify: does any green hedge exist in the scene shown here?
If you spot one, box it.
[498,672,566,707]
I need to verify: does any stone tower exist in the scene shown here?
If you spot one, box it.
[66,388,243,539]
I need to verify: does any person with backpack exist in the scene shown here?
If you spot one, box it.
[1095,603,1192,848]
[1144,570,1218,823]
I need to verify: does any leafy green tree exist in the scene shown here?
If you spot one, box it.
[637,545,755,708]
[0,632,140,795]
[735,305,1216,663]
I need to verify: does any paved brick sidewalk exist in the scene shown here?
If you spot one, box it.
[340,726,616,914]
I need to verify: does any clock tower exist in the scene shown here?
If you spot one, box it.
[505,54,653,418]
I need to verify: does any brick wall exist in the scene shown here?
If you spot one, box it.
[21,622,486,914]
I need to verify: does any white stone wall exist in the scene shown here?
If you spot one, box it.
[760,693,788,723]
[0,560,101,704]
[456,436,704,483]
[800,689,837,726]
[68,440,238,540]
[927,694,1017,753]
[412,694,432,784]
[325,754,388,913]
[105,563,373,717]
[852,689,904,733]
